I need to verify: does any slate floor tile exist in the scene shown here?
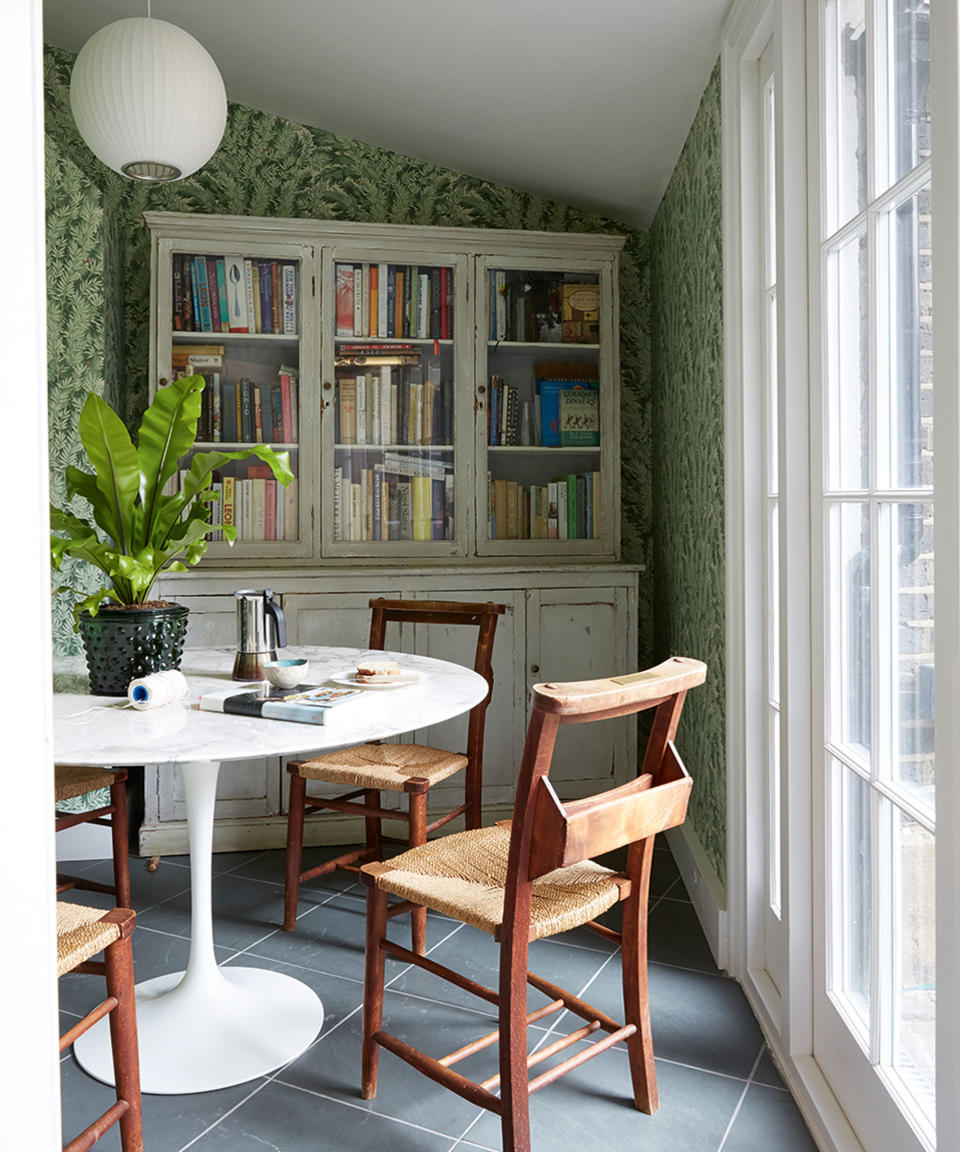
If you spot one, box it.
[467,1046,745,1152]
[186,1079,458,1152]
[721,1082,818,1151]
[56,844,815,1152]
[60,1053,262,1152]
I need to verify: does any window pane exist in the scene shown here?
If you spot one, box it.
[880,185,933,489]
[827,232,869,490]
[891,807,935,1122]
[829,502,871,758]
[889,502,934,808]
[827,0,868,228]
[768,705,782,916]
[831,760,872,1033]
[768,501,780,704]
[886,0,931,188]
[767,293,779,491]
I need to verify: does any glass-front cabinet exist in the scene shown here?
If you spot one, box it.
[152,232,317,559]
[147,214,622,563]
[475,254,618,558]
[320,247,470,558]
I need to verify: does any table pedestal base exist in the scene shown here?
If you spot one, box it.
[75,965,324,1095]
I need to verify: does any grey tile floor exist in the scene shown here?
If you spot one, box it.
[58,841,817,1152]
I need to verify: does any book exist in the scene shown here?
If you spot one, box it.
[224,255,249,332]
[281,263,297,333]
[222,475,236,534]
[284,477,298,540]
[194,257,213,332]
[172,254,184,330]
[336,265,354,336]
[558,387,600,446]
[271,262,281,332]
[368,264,378,338]
[537,379,599,447]
[378,262,389,337]
[353,265,363,334]
[199,683,364,726]
[417,272,430,338]
[214,258,230,332]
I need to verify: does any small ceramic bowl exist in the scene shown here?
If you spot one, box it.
[262,658,309,689]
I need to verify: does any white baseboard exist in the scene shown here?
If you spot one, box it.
[664,823,729,971]
[138,803,517,856]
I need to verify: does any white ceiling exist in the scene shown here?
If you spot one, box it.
[42,0,729,228]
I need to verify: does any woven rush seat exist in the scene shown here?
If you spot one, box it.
[296,743,469,791]
[55,764,117,804]
[364,824,623,939]
[56,901,122,977]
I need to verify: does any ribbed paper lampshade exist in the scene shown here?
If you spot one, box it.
[70,17,227,182]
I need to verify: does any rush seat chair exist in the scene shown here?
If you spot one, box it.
[58,902,142,1152]
[55,766,131,909]
[359,655,706,1152]
[284,598,506,950]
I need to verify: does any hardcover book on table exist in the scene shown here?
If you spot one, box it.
[199,684,364,725]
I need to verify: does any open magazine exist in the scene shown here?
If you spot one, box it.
[198,683,363,726]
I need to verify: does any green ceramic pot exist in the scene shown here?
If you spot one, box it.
[78,603,190,696]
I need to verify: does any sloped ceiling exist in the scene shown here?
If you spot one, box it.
[42,0,729,228]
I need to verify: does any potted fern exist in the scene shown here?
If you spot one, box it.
[51,374,293,694]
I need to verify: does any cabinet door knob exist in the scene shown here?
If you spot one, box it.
[478,384,486,394]
[530,664,540,674]
[323,381,332,391]
[158,377,168,388]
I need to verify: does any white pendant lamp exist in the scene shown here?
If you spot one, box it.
[70,10,227,182]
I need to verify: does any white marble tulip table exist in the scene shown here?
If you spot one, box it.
[53,645,488,1094]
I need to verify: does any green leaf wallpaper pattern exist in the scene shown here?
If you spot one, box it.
[43,42,655,668]
[651,60,726,885]
[45,134,106,657]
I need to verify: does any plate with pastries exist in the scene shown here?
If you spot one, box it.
[329,658,426,690]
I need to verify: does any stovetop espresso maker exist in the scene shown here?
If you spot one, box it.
[233,588,286,680]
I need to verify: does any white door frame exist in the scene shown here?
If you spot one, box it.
[930,0,960,1145]
[727,1,957,1150]
[0,0,61,1148]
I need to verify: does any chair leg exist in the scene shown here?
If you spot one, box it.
[498,931,532,1152]
[407,788,428,954]
[110,776,131,909]
[364,789,383,858]
[284,772,307,932]
[621,837,658,1113]
[104,932,143,1152]
[362,884,389,1100]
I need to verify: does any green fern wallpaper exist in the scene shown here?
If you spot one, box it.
[43,44,653,665]
[651,61,726,884]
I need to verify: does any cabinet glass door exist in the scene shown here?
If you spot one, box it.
[155,238,316,558]
[323,250,467,556]
[476,257,617,557]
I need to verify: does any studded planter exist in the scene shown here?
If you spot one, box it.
[79,603,190,696]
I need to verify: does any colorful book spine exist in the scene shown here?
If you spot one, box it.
[282,263,297,333]
[214,258,230,332]
[271,263,281,332]
[244,259,256,332]
[336,265,354,336]
[225,256,249,333]
[194,257,213,332]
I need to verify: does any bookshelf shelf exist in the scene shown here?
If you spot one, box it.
[174,331,299,344]
[148,212,622,562]
[486,445,601,454]
[486,340,600,351]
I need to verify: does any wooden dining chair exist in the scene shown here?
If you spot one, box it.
[58,901,143,1152]
[284,598,506,949]
[55,766,131,909]
[360,655,707,1152]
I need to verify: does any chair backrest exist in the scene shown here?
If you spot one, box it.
[504,657,707,889]
[367,598,507,761]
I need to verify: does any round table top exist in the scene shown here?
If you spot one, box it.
[53,645,488,766]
